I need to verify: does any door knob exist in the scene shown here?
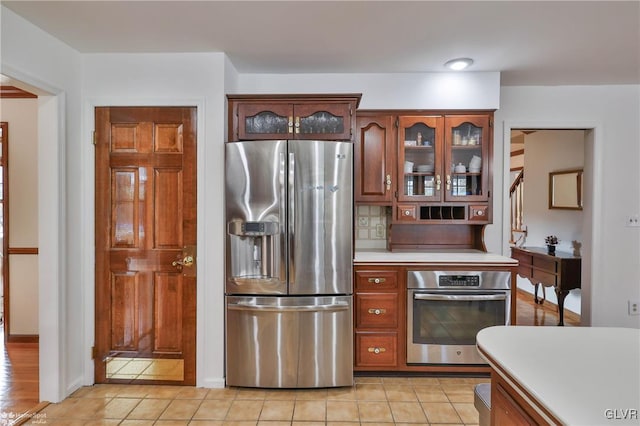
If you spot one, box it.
[172,255,194,267]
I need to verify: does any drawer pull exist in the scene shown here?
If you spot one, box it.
[368,277,386,284]
[367,347,386,354]
[368,308,386,315]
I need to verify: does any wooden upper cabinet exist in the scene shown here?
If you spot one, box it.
[355,114,395,204]
[227,94,361,141]
[397,115,444,203]
[444,115,491,203]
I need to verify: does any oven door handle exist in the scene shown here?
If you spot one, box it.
[413,293,507,302]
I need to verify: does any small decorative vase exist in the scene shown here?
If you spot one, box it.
[547,245,556,255]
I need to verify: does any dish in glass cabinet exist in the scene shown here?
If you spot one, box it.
[417,164,434,172]
[404,140,417,146]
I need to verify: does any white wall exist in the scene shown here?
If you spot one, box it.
[1,5,83,402]
[517,130,585,314]
[236,72,500,110]
[495,85,640,328]
[0,98,40,335]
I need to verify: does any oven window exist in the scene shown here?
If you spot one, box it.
[412,292,506,346]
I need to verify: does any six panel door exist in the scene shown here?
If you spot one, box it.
[95,107,197,385]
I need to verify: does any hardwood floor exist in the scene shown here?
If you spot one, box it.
[515,288,581,326]
[0,327,39,420]
[0,290,578,423]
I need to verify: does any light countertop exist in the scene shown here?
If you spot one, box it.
[477,326,640,425]
[354,249,517,266]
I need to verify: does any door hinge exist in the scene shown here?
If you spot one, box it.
[91,346,97,359]
[92,131,96,145]
[489,118,493,128]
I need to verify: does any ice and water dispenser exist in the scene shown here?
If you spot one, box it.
[227,220,281,285]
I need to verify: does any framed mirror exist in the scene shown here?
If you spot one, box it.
[549,168,583,210]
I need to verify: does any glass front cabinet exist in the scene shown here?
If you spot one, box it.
[397,116,443,202]
[227,94,361,142]
[396,113,492,223]
[444,115,490,202]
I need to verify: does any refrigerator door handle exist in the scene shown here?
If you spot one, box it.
[227,301,350,313]
[288,151,295,288]
[280,149,287,285]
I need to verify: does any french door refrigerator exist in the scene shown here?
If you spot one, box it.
[225,139,353,388]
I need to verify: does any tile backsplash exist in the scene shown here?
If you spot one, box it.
[355,205,391,249]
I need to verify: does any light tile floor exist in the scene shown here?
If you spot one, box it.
[23,376,485,425]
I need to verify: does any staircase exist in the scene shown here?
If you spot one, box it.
[510,170,525,244]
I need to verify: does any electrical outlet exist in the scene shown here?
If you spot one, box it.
[626,215,640,227]
[629,300,640,316]
[375,224,385,238]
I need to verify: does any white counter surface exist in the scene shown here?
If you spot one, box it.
[354,249,517,266]
[477,326,640,425]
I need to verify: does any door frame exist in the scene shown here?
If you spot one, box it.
[82,98,207,387]
[501,120,603,327]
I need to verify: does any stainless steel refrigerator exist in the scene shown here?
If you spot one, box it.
[224,139,353,388]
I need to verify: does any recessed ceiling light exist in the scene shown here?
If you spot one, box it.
[444,58,474,71]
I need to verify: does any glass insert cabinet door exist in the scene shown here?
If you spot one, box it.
[237,102,353,140]
[398,116,443,201]
[444,115,490,202]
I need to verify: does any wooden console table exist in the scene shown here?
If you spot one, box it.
[511,246,581,326]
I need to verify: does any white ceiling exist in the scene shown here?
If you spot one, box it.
[3,1,639,86]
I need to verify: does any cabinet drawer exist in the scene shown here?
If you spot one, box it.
[355,270,398,291]
[532,256,557,272]
[512,251,532,266]
[468,205,489,221]
[356,293,398,329]
[355,333,397,367]
[531,269,558,286]
[517,265,532,278]
[397,205,417,221]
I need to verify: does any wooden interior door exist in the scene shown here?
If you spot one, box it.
[95,107,196,385]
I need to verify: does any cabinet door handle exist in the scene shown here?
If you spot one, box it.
[385,174,392,191]
[367,347,386,354]
[436,174,441,191]
[446,174,451,191]
[367,277,386,284]
[288,116,294,134]
[368,308,387,315]
[295,116,300,134]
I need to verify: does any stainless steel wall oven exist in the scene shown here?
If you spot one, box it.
[407,270,511,365]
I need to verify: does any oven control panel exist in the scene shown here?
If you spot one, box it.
[438,275,480,287]
[407,270,511,290]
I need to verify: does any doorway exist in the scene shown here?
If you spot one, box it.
[94,106,197,385]
[508,129,589,320]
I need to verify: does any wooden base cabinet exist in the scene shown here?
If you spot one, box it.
[491,372,551,425]
[354,267,401,370]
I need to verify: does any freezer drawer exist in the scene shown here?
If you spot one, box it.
[225,295,353,388]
